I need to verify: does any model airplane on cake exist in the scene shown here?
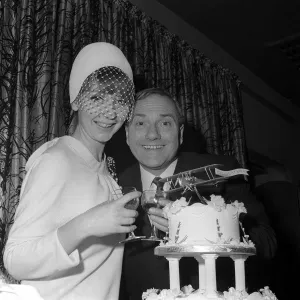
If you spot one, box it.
[152,164,249,204]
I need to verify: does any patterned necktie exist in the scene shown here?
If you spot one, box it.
[151,177,167,240]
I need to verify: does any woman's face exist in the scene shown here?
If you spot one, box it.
[74,97,128,144]
[72,66,135,145]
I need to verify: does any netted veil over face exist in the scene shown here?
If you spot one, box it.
[73,66,135,122]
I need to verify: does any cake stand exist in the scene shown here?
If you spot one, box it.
[155,244,256,299]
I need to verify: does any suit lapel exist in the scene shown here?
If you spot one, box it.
[174,152,208,173]
[119,163,141,190]
[130,164,143,192]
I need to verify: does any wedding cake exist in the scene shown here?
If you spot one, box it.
[163,195,254,249]
[142,196,278,300]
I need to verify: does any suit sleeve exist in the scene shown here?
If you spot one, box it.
[223,158,277,259]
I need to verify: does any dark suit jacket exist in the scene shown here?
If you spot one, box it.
[118,152,277,300]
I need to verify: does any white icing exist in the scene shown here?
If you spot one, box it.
[162,196,254,247]
[207,195,226,212]
[231,200,247,214]
[164,196,245,246]
[142,286,278,300]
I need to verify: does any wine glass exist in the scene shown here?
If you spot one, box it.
[141,189,166,241]
[111,186,145,243]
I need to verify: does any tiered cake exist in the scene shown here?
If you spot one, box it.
[142,195,278,300]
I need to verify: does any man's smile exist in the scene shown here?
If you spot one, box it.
[142,145,164,150]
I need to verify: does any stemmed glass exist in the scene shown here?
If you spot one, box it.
[141,189,166,241]
[111,186,145,243]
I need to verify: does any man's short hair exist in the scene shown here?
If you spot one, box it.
[132,87,185,126]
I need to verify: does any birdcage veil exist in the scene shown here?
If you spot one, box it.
[73,66,135,121]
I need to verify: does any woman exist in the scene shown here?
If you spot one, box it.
[4,42,140,300]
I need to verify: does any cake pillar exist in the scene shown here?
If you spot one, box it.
[202,254,219,298]
[166,256,182,291]
[230,255,248,292]
[195,256,206,292]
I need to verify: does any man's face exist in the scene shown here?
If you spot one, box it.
[126,94,184,175]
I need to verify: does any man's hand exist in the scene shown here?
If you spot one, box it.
[148,199,171,233]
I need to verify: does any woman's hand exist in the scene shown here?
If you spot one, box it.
[85,190,141,237]
[148,199,171,233]
[58,190,141,254]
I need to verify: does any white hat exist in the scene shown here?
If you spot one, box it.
[69,42,133,103]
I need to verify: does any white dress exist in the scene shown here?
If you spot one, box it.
[4,136,124,300]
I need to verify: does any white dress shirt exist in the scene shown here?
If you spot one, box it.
[140,159,178,191]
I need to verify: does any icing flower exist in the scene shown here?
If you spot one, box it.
[160,289,180,299]
[142,288,181,300]
[231,200,247,214]
[142,288,160,300]
[163,197,188,217]
[223,287,249,299]
[208,194,226,212]
[181,284,194,295]
[143,294,159,300]
[259,286,278,300]
[246,292,264,300]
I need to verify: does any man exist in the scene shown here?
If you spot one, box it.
[118,88,277,300]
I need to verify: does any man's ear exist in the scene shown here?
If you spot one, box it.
[179,124,184,145]
[71,102,79,112]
